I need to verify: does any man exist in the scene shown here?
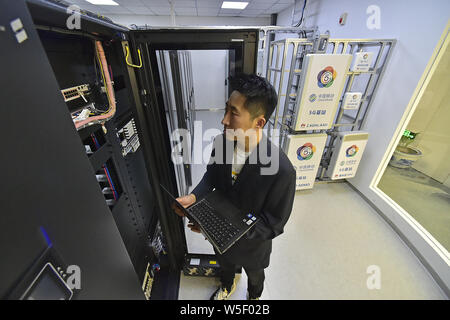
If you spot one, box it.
[174,73,296,300]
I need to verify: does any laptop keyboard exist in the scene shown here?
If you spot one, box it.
[190,200,240,248]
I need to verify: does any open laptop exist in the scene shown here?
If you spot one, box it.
[160,184,258,254]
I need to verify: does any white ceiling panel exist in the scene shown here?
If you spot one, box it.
[219,8,244,15]
[66,1,115,13]
[173,0,196,8]
[246,2,274,10]
[264,3,292,13]
[175,7,197,15]
[65,0,294,17]
[126,6,155,14]
[140,0,171,6]
[114,0,145,6]
[197,7,220,15]
[239,9,265,16]
[150,6,172,15]
[89,5,114,13]
[106,6,133,14]
[196,0,222,8]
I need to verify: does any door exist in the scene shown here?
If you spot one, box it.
[127,28,258,257]
[128,28,258,191]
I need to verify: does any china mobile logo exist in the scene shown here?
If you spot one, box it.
[346,145,359,157]
[317,66,336,88]
[170,121,280,176]
[297,143,315,161]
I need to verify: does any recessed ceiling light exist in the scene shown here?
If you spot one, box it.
[85,0,119,5]
[221,1,249,10]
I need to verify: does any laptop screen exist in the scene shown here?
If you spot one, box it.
[159,184,196,222]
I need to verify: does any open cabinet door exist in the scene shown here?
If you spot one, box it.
[126,30,257,194]
[126,28,258,266]
[0,0,144,299]
[127,28,258,194]
[120,40,188,279]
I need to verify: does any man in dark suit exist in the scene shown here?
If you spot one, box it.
[174,74,296,300]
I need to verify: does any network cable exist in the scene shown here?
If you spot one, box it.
[91,134,118,200]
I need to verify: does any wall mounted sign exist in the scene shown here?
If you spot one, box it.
[350,52,374,72]
[342,92,363,110]
[293,54,353,131]
[285,133,327,190]
[327,131,369,180]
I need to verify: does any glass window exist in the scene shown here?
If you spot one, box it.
[377,37,450,253]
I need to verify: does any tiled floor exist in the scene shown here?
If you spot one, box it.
[179,182,446,300]
[178,110,446,300]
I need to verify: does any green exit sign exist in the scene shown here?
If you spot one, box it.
[403,130,416,139]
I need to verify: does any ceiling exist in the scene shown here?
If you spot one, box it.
[66,0,294,17]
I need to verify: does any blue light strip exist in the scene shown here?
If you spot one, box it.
[39,226,53,248]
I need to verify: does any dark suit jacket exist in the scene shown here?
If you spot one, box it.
[192,133,296,269]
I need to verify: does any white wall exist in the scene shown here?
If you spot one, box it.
[277,0,450,295]
[189,50,228,110]
[105,14,270,28]
[276,0,449,189]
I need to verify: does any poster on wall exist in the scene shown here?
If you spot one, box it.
[327,131,369,180]
[293,54,353,131]
[285,133,327,190]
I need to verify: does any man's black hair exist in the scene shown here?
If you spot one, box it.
[228,73,278,125]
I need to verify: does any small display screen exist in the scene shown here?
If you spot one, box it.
[24,264,72,300]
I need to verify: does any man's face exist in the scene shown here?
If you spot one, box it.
[221,90,264,141]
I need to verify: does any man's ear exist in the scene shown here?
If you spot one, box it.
[255,116,266,129]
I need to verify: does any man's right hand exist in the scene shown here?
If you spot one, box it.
[172,193,196,217]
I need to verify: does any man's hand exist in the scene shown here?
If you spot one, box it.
[187,221,201,234]
[171,194,202,235]
[172,193,196,217]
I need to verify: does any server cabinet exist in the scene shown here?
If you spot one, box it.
[1,0,258,299]
[0,0,143,299]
